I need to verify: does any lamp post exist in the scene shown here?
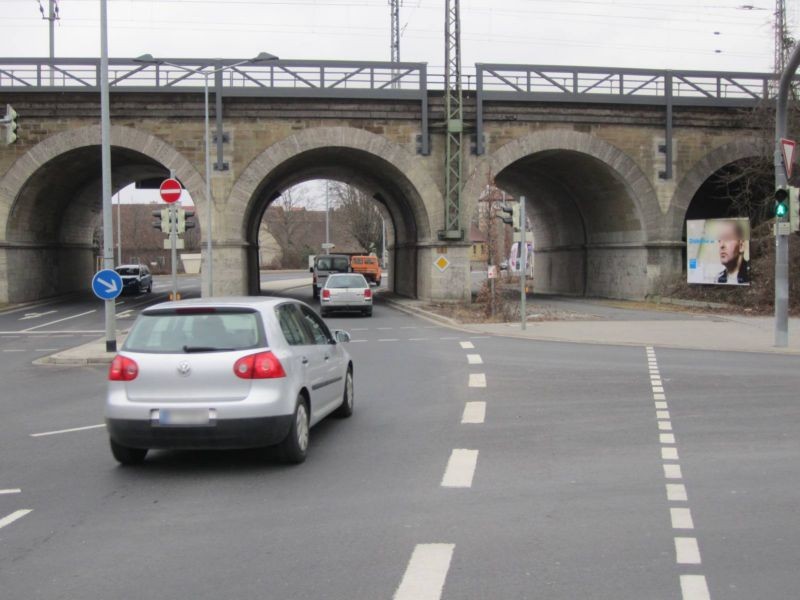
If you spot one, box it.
[134,53,278,296]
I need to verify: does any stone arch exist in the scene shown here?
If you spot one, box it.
[462,129,658,299]
[0,126,205,303]
[224,126,441,298]
[668,137,763,231]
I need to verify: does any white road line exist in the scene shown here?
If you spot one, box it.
[459,341,475,349]
[350,340,367,343]
[675,537,702,564]
[670,507,695,529]
[461,401,486,424]
[439,337,459,341]
[34,348,59,352]
[660,433,676,444]
[30,423,106,437]
[664,464,683,479]
[0,489,21,495]
[409,337,430,341]
[350,328,368,331]
[441,449,479,488]
[468,373,486,388]
[667,483,688,502]
[21,310,96,332]
[680,575,711,600]
[655,401,668,409]
[653,386,665,393]
[378,338,399,342]
[19,310,57,321]
[661,447,679,460]
[2,349,25,353]
[656,410,671,419]
[0,509,32,531]
[654,393,667,400]
[466,354,483,365]
[377,327,393,330]
[658,420,673,431]
[393,543,455,600]
[400,326,418,329]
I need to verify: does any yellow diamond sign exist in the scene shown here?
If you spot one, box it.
[434,255,450,272]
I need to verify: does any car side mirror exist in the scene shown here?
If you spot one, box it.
[333,330,351,344]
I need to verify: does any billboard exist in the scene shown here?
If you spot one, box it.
[686,218,750,286]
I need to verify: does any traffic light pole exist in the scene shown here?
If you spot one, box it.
[169,172,179,301]
[519,196,527,331]
[773,42,800,347]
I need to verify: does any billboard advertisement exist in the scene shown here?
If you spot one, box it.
[686,218,750,286]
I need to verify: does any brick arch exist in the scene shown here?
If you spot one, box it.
[462,129,658,237]
[226,126,438,242]
[0,125,206,241]
[667,137,763,231]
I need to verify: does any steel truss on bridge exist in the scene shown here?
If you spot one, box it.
[0,57,788,176]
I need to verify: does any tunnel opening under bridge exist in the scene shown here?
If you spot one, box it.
[1,143,204,304]
[242,146,429,299]
[488,148,647,299]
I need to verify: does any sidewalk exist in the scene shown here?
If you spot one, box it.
[383,296,800,355]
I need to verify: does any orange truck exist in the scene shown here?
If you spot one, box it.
[350,255,381,286]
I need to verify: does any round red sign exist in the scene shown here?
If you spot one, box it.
[159,178,182,204]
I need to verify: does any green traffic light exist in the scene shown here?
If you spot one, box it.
[776,201,789,218]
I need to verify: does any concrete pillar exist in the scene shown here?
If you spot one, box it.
[416,243,471,303]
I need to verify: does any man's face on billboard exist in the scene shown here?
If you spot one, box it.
[718,222,744,269]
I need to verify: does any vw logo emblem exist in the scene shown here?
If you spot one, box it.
[177,361,191,377]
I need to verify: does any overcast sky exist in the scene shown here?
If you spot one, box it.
[2,0,797,73]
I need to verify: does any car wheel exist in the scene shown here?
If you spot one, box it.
[365,307,373,317]
[109,438,147,466]
[333,368,354,418]
[320,308,329,318]
[147,282,152,293]
[312,286,319,299]
[279,396,309,464]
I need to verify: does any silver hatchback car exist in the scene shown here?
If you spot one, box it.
[105,297,353,465]
[320,273,373,317]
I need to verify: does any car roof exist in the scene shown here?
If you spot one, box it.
[327,272,366,278]
[142,296,302,313]
[116,264,142,269]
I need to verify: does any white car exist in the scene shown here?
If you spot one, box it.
[320,273,373,317]
[105,297,353,465]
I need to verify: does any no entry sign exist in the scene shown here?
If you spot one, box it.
[159,178,182,204]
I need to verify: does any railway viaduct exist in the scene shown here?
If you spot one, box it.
[0,59,771,304]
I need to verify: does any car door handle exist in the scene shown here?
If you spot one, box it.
[301,356,309,365]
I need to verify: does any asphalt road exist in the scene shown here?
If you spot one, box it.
[0,275,798,599]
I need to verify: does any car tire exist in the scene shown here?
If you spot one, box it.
[333,368,354,418]
[109,438,148,466]
[312,286,319,299]
[320,308,329,318]
[364,307,373,317]
[147,282,152,293]
[279,396,309,464]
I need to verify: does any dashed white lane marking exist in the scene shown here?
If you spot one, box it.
[656,410,671,419]
[468,373,486,388]
[680,575,711,600]
[667,483,688,502]
[655,401,668,409]
[658,420,673,431]
[377,327,393,330]
[654,393,666,400]
[21,310,96,332]
[350,340,367,343]
[652,386,665,393]
[675,537,702,564]
[378,338,400,342]
[0,509,32,530]
[350,328,368,331]
[660,433,676,444]
[670,507,695,529]
[459,341,475,349]
[461,401,486,424]
[439,337,459,341]
[441,449,479,488]
[0,489,21,495]
[662,447,679,460]
[663,464,683,479]
[466,354,483,365]
[2,349,25,353]
[409,338,430,341]
[393,543,455,600]
[35,348,59,352]
[30,423,106,437]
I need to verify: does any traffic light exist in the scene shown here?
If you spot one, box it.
[496,205,513,226]
[2,104,17,145]
[790,187,799,232]
[152,208,170,233]
[775,187,789,219]
[176,209,196,233]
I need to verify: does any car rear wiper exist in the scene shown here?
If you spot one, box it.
[182,345,235,353]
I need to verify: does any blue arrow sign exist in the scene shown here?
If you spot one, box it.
[92,269,123,300]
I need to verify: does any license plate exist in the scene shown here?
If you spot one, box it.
[158,408,211,426]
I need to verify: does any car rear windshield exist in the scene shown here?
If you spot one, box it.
[123,308,265,353]
[316,256,350,271]
[116,267,140,276]
[326,275,368,289]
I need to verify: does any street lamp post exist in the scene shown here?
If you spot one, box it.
[134,53,278,296]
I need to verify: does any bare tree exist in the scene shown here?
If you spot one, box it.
[263,187,316,268]
[331,183,383,253]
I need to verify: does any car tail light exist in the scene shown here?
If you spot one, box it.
[109,355,139,381]
[364,288,372,299]
[322,289,331,299]
[233,351,286,379]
